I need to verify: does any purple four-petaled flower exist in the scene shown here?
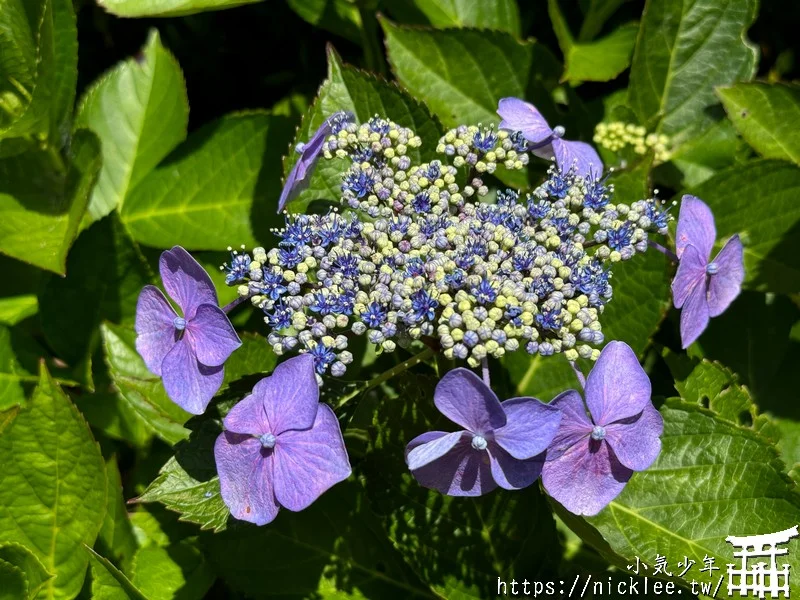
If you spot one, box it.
[214,354,351,525]
[541,342,663,516]
[405,368,561,496]
[497,97,603,178]
[672,195,744,348]
[135,246,241,415]
[278,111,355,212]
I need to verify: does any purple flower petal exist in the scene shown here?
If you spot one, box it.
[186,303,242,367]
[256,354,319,435]
[277,160,307,214]
[552,138,604,178]
[434,368,506,433]
[408,435,497,497]
[223,389,270,436]
[544,390,592,460]
[488,442,544,490]
[135,285,177,376]
[676,195,716,261]
[493,397,561,460]
[214,432,280,526]
[585,342,651,426]
[496,97,553,142]
[541,438,631,516]
[159,246,218,320]
[161,337,223,414]
[679,274,710,348]
[707,234,744,317]
[406,431,466,470]
[604,403,663,472]
[671,244,706,309]
[272,404,351,512]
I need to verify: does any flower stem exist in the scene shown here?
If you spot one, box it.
[481,357,491,387]
[569,360,586,390]
[222,295,249,314]
[648,239,679,263]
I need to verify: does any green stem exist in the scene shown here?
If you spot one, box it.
[335,346,434,408]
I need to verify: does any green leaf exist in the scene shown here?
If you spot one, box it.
[75,30,189,221]
[39,214,153,371]
[131,543,215,600]
[0,128,101,273]
[0,295,37,325]
[98,458,139,570]
[0,363,107,600]
[283,48,444,213]
[0,324,36,410]
[221,332,276,386]
[666,117,750,187]
[549,0,637,84]
[121,112,295,250]
[136,420,228,532]
[0,543,53,599]
[717,82,800,165]
[383,0,521,36]
[97,0,262,18]
[73,391,153,448]
[690,160,800,293]
[0,559,27,600]
[86,547,148,600]
[580,400,800,596]
[286,0,362,43]
[577,0,627,41]
[101,322,191,445]
[628,0,758,139]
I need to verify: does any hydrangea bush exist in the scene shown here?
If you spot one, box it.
[1,1,799,599]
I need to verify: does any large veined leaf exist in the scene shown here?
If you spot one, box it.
[717,82,800,166]
[572,399,800,596]
[86,548,147,600]
[98,458,138,570]
[382,0,521,36]
[0,364,107,600]
[0,129,100,274]
[75,30,189,221]
[0,543,53,600]
[101,322,191,445]
[690,160,800,293]
[97,0,262,18]
[282,47,443,213]
[549,0,637,84]
[131,543,215,600]
[628,0,758,140]
[121,112,295,249]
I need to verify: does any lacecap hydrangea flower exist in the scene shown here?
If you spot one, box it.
[214,354,351,525]
[541,342,662,516]
[136,246,241,414]
[405,368,561,496]
[672,195,744,348]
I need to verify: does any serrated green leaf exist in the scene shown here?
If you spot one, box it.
[98,458,138,570]
[549,0,636,84]
[131,543,215,600]
[0,128,100,273]
[667,117,750,187]
[579,400,800,596]
[718,82,800,165]
[690,160,800,293]
[136,420,228,532]
[383,0,521,36]
[221,333,276,386]
[97,0,261,17]
[0,542,53,599]
[283,48,444,213]
[39,214,153,372]
[122,112,295,249]
[0,558,27,600]
[577,0,627,41]
[0,324,36,410]
[0,363,107,600]
[0,295,37,325]
[286,0,362,43]
[628,0,758,139]
[101,322,191,445]
[73,391,153,448]
[75,30,188,222]
[86,547,148,600]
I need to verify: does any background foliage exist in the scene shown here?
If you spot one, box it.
[0,0,799,598]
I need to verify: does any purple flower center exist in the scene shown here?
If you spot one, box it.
[590,425,606,441]
[259,432,277,449]
[471,434,488,451]
[173,317,186,331]
[706,261,719,275]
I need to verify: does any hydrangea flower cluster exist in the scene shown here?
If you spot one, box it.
[223,113,670,376]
